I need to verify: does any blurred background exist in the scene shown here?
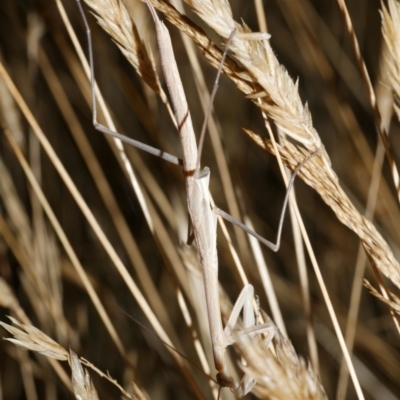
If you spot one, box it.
[0,0,400,399]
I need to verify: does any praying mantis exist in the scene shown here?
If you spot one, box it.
[75,0,319,396]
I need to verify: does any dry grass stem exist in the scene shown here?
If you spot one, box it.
[382,0,400,120]
[0,317,69,361]
[246,132,400,291]
[0,318,139,399]
[238,321,327,400]
[1,0,400,398]
[82,0,168,105]
[70,350,100,400]
[336,0,400,201]
[364,279,400,315]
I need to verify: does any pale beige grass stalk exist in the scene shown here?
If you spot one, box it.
[37,33,178,356]
[0,119,126,358]
[0,316,141,399]
[2,0,206,394]
[170,0,253,265]
[1,0,400,398]
[364,279,400,315]
[109,0,400,292]
[169,0,400,295]
[0,149,74,346]
[157,1,399,397]
[336,36,397,399]
[259,3,399,396]
[382,0,400,121]
[74,0,329,397]
[336,0,400,201]
[0,61,204,398]
[238,324,327,400]
[246,133,400,289]
[0,286,71,391]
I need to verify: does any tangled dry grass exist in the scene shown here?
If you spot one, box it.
[1,0,400,399]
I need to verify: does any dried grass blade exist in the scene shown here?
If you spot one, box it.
[70,350,100,400]
[0,56,204,400]
[247,132,400,292]
[364,279,400,315]
[0,316,69,361]
[381,0,400,121]
[37,37,178,356]
[336,0,400,202]
[238,322,328,400]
